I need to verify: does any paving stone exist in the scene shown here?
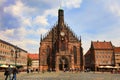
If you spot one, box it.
[1,72,120,80]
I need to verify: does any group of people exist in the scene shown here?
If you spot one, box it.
[65,68,82,73]
[4,65,18,80]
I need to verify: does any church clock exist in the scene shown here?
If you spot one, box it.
[60,31,65,36]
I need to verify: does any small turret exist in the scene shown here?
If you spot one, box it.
[79,36,81,42]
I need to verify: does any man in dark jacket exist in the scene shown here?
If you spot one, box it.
[4,65,12,80]
[12,68,18,80]
[4,69,9,80]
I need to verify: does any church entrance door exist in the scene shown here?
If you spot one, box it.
[59,56,69,71]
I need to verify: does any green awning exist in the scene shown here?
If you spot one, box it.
[0,64,2,65]
[0,64,8,68]
[0,64,3,66]
[11,64,23,68]
[16,65,23,68]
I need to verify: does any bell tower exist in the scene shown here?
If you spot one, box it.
[57,9,65,52]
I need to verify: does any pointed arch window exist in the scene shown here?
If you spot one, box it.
[46,46,50,55]
[73,46,77,64]
[46,46,50,66]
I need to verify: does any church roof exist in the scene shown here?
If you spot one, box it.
[92,41,113,49]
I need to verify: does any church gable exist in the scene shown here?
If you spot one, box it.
[42,24,79,43]
[41,9,79,43]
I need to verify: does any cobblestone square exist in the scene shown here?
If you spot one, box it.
[1,72,120,80]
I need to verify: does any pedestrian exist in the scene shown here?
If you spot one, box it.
[4,68,9,80]
[12,68,18,80]
[4,65,12,80]
[27,69,29,73]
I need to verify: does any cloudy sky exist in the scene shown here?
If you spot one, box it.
[0,0,120,54]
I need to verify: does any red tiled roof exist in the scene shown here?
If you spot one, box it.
[114,47,120,53]
[28,53,39,60]
[92,41,113,49]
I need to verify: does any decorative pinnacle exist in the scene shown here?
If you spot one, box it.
[59,0,62,9]
[40,34,42,42]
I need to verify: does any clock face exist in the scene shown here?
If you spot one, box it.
[60,32,65,36]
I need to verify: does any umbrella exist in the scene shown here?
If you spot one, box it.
[10,65,15,68]
[0,64,8,68]
[98,66,104,68]
[105,66,113,68]
[0,64,15,68]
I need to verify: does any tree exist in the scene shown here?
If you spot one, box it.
[27,57,32,67]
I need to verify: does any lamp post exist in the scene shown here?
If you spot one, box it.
[11,46,20,67]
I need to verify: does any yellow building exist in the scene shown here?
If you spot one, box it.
[0,39,27,70]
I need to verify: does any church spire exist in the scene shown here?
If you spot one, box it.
[58,9,64,26]
[58,0,64,30]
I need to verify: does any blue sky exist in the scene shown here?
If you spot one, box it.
[0,0,120,54]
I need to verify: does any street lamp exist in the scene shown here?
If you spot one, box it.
[11,46,20,67]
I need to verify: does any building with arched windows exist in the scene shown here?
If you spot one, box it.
[39,9,83,71]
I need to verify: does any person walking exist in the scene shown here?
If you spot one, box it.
[12,68,18,80]
[4,68,9,80]
[4,65,12,80]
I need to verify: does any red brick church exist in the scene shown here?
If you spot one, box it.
[39,9,83,71]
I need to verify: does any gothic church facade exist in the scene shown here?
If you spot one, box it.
[39,9,83,71]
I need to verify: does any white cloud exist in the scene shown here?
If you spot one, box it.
[100,0,120,17]
[22,17,32,27]
[4,1,23,17]
[0,0,6,7]
[3,0,37,28]
[39,0,82,9]
[0,32,12,41]
[4,0,36,17]
[37,28,48,35]
[22,39,39,53]
[7,38,39,52]
[0,29,14,37]
[109,2,120,16]
[63,0,82,9]
[34,16,49,26]
[44,8,58,17]
[3,0,83,28]
[16,27,27,38]
[33,8,58,26]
